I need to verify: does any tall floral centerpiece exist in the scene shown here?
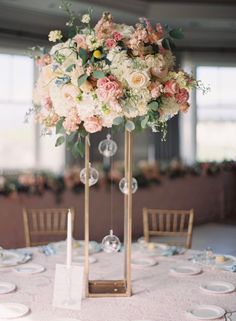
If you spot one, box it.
[32,3,201,297]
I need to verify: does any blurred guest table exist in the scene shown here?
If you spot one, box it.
[0,243,236,321]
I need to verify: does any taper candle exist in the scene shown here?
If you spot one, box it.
[66,209,72,269]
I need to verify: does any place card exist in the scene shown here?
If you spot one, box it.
[53,264,84,310]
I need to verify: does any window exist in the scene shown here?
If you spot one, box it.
[196,66,236,162]
[0,52,65,171]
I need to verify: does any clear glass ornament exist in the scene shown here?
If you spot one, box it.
[119,177,138,194]
[80,163,99,186]
[98,134,117,157]
[101,229,121,253]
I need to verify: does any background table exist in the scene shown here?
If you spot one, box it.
[0,247,236,321]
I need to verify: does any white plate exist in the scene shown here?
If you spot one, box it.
[0,282,16,294]
[193,254,236,268]
[50,240,101,254]
[12,263,45,274]
[73,256,97,265]
[0,303,29,319]
[170,265,202,276]
[187,305,225,320]
[200,281,235,294]
[0,251,31,267]
[131,257,157,268]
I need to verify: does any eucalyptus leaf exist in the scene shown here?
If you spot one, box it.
[72,140,85,158]
[148,101,159,111]
[55,136,65,147]
[92,70,106,79]
[169,28,184,39]
[66,131,77,143]
[141,115,149,129]
[65,64,76,72]
[162,38,176,50]
[113,116,124,126]
[77,74,88,87]
[125,120,135,132]
[78,48,88,65]
[56,118,65,134]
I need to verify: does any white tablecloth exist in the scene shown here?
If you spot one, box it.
[0,247,236,321]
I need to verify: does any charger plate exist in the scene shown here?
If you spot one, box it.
[170,265,201,276]
[0,303,29,319]
[200,281,235,294]
[12,263,45,274]
[186,305,225,320]
[0,282,16,294]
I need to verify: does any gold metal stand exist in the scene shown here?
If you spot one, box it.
[84,131,133,297]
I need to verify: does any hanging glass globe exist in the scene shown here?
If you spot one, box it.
[80,163,99,186]
[101,229,121,253]
[98,134,117,157]
[119,177,138,194]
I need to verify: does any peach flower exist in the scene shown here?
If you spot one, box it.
[127,71,150,89]
[175,88,189,104]
[62,84,80,107]
[105,38,116,49]
[63,108,81,133]
[83,116,102,133]
[163,80,179,97]
[74,34,88,50]
[179,102,190,113]
[97,76,122,101]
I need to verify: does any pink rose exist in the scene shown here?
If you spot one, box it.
[113,32,122,41]
[179,102,190,113]
[42,97,52,111]
[149,82,162,99]
[105,38,116,49]
[74,34,88,50]
[175,88,189,104]
[97,76,122,101]
[163,80,179,97]
[84,116,102,133]
[63,108,81,134]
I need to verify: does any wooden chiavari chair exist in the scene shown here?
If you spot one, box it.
[143,208,194,249]
[23,208,75,247]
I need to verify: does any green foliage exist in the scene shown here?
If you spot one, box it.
[162,38,176,50]
[141,115,149,129]
[77,74,88,87]
[113,116,124,126]
[125,120,135,132]
[72,140,85,158]
[56,118,65,134]
[55,136,65,147]
[148,101,159,111]
[65,64,76,72]
[78,48,88,65]
[92,70,106,79]
[169,28,184,39]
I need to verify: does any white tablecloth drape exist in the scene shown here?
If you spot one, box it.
[0,247,236,321]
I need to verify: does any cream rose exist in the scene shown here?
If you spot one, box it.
[126,71,150,89]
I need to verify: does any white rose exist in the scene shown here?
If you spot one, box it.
[50,40,75,58]
[113,24,135,38]
[76,93,97,121]
[126,71,150,89]
[81,14,90,24]
[49,82,73,117]
[48,30,62,42]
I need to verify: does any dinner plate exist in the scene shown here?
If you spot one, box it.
[170,265,202,276]
[73,256,97,265]
[0,303,29,319]
[0,282,16,294]
[193,254,236,268]
[12,263,45,274]
[131,257,157,268]
[50,240,101,254]
[186,305,225,320]
[200,281,235,294]
[0,251,31,267]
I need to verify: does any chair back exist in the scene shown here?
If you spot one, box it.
[23,208,75,247]
[143,208,194,248]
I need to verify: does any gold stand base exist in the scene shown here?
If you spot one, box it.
[87,280,131,297]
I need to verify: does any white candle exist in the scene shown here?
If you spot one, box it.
[66,209,72,269]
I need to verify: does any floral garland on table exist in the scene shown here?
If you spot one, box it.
[32,2,203,156]
[0,161,235,199]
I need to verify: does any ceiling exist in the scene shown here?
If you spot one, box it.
[0,0,235,50]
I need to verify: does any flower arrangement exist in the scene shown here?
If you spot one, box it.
[33,3,201,157]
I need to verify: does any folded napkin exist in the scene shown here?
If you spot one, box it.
[162,246,179,256]
[40,245,56,256]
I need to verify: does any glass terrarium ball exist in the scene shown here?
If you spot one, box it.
[80,163,99,186]
[98,134,117,157]
[101,230,121,253]
[119,177,138,194]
